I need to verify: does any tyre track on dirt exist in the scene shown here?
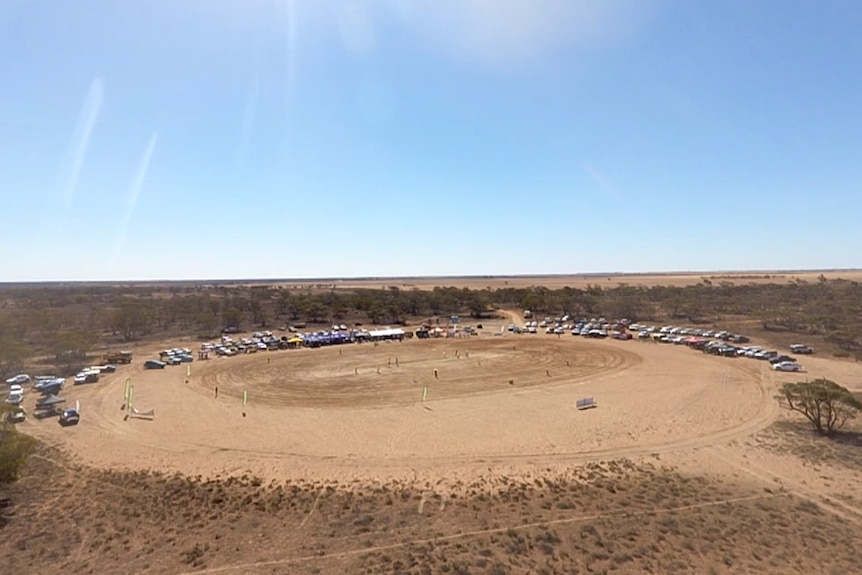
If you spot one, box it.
[706,445,862,525]
[90,354,776,472]
[171,492,783,575]
[190,338,641,409]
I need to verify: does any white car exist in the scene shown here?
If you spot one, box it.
[5,374,30,385]
[772,362,803,372]
[5,384,24,404]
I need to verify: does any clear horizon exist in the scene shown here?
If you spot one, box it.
[1,267,859,286]
[2,1,861,282]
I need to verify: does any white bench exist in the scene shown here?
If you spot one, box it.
[576,397,597,410]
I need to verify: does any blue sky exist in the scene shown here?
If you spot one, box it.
[1,0,861,281]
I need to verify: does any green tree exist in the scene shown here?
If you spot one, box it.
[275,290,291,319]
[0,336,27,379]
[222,307,243,330]
[112,299,150,341]
[777,379,862,435]
[195,312,218,338]
[305,301,327,324]
[50,330,95,375]
[249,300,268,327]
[0,404,37,483]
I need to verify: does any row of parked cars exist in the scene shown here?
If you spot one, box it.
[511,316,631,338]
[144,348,195,369]
[209,332,286,356]
[3,373,81,425]
[701,341,811,371]
[630,324,751,343]
[631,324,814,372]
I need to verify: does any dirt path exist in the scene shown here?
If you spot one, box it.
[172,492,783,575]
[22,330,782,486]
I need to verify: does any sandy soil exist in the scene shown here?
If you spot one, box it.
[9,313,862,574]
[24,328,777,486]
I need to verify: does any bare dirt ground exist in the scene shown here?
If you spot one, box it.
[19,330,773,484]
[5,311,862,574]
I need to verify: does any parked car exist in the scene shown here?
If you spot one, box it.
[73,369,100,385]
[5,374,30,386]
[790,344,814,354]
[769,355,796,365]
[5,385,24,405]
[59,408,80,426]
[6,406,25,423]
[144,360,167,370]
[772,362,803,372]
[34,377,65,392]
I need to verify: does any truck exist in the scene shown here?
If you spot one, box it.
[104,351,133,364]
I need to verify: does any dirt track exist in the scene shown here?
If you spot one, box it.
[23,330,780,485]
[194,337,639,408]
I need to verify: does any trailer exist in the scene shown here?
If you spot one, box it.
[104,351,133,364]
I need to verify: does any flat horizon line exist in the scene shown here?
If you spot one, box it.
[1,268,860,287]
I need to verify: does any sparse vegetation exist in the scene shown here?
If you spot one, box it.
[777,379,862,435]
[1,448,860,574]
[2,276,862,378]
[0,405,36,484]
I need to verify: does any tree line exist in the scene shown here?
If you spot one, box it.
[1,278,861,377]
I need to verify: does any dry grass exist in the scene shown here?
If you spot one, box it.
[1,446,860,575]
[265,270,862,291]
[753,418,862,470]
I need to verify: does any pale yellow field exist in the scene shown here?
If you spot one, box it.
[262,269,862,291]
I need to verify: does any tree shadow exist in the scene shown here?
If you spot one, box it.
[766,420,862,469]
